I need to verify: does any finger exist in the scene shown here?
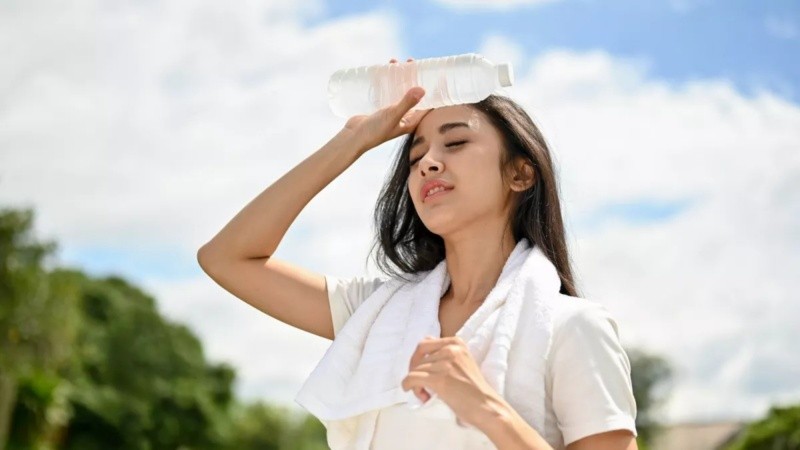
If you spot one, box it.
[402,371,434,394]
[393,87,426,123]
[399,107,433,131]
[408,337,436,369]
[410,351,449,372]
[411,360,446,377]
[408,336,448,370]
[408,336,465,370]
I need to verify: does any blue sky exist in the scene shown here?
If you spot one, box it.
[576,196,699,229]
[313,0,799,102]
[57,245,206,281]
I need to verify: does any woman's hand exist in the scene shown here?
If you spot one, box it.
[340,57,433,155]
[401,336,507,429]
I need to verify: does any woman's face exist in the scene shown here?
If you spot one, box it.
[406,105,513,237]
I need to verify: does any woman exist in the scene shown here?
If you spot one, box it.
[198,57,638,450]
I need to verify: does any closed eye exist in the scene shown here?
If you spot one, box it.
[409,140,467,166]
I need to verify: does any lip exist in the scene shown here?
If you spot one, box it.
[424,187,453,202]
[421,179,454,202]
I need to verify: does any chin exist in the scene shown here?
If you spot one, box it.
[420,215,460,237]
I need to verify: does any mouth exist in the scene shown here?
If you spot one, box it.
[423,187,453,202]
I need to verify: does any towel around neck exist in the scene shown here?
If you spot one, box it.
[295,237,565,450]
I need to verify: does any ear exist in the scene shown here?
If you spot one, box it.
[509,158,535,192]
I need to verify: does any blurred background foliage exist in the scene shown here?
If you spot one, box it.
[0,206,326,449]
[1,205,794,449]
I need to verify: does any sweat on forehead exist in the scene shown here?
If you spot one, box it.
[418,106,482,130]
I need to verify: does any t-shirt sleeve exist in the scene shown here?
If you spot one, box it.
[548,302,638,446]
[325,274,387,337]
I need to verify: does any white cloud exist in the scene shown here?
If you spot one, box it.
[2,1,799,427]
[0,0,394,253]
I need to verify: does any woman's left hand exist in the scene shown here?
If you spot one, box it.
[401,335,505,429]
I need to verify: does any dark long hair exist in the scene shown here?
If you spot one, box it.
[366,94,581,298]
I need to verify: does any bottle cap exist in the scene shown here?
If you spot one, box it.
[497,63,514,87]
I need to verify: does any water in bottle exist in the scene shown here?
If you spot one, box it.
[327,53,514,118]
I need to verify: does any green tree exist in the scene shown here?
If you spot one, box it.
[0,204,323,449]
[283,413,329,450]
[229,402,300,450]
[54,273,238,449]
[197,399,330,450]
[724,404,800,450]
[0,207,74,449]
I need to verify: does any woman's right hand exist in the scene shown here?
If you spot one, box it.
[340,57,433,154]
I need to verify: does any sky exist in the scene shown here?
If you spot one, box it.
[1,0,799,426]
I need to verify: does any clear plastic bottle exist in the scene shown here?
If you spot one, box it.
[327,53,514,118]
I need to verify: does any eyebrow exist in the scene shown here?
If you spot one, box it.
[409,122,471,151]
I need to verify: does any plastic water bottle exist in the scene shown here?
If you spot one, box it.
[327,53,514,118]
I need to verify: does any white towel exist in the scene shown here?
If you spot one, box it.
[295,237,564,449]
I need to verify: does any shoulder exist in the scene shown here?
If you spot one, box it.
[325,274,390,313]
[546,294,633,393]
[325,274,389,299]
[550,295,622,348]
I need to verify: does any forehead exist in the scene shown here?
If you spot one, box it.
[414,105,482,136]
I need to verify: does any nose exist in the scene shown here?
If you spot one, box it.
[419,154,443,174]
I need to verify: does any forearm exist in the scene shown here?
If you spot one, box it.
[199,129,366,261]
[479,394,554,450]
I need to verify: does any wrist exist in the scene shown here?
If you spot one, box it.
[475,392,514,435]
[478,393,554,450]
[332,127,369,158]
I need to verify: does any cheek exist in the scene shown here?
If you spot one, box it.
[460,185,496,208]
[465,167,507,204]
[406,178,417,200]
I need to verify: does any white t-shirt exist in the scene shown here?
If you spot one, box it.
[324,274,638,450]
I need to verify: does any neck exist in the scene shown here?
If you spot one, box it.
[441,226,517,306]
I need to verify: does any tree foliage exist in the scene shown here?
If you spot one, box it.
[724,404,800,450]
[0,206,324,449]
[1,207,71,447]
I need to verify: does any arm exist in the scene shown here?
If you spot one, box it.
[198,128,365,262]
[479,395,637,450]
[196,85,428,340]
[195,130,368,340]
[479,394,554,450]
[198,81,428,263]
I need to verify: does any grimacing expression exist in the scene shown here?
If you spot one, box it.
[406,105,514,237]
